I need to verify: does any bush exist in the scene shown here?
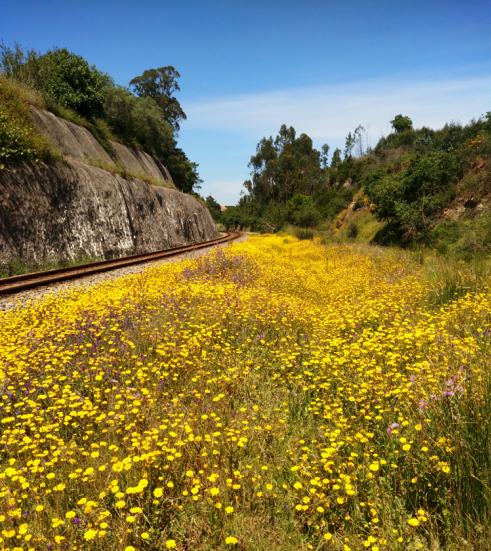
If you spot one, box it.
[293,205,322,228]
[103,85,140,147]
[0,76,57,168]
[315,185,354,220]
[36,48,106,119]
[286,193,312,218]
[205,195,222,222]
[293,227,315,240]
[259,202,287,233]
[346,221,358,238]
[366,151,460,235]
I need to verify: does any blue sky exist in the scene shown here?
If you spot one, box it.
[2,0,490,204]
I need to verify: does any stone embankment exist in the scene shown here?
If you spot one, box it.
[0,109,216,263]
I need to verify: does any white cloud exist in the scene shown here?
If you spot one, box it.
[181,71,491,204]
[185,74,491,150]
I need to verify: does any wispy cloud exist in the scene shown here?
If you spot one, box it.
[185,74,491,148]
[183,71,490,204]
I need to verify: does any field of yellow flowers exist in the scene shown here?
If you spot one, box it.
[0,235,490,551]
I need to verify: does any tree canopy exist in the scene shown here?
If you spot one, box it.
[390,114,413,134]
[129,67,187,132]
[244,124,324,206]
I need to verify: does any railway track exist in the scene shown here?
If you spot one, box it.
[0,231,241,297]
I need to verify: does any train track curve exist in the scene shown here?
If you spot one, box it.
[0,231,242,297]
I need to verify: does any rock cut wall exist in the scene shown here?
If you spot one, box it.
[31,109,174,184]
[0,160,216,262]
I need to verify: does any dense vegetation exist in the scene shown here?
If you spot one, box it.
[214,113,491,259]
[0,76,58,169]
[0,41,202,194]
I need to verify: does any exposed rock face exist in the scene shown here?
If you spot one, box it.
[31,109,114,165]
[0,161,216,262]
[31,109,173,184]
[110,141,172,182]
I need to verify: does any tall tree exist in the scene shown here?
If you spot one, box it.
[330,147,342,168]
[344,131,355,160]
[244,125,323,205]
[129,67,187,132]
[354,125,365,157]
[321,143,330,168]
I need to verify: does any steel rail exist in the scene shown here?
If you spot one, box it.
[0,231,241,296]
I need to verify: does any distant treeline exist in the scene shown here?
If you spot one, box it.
[0,42,202,194]
[208,111,491,258]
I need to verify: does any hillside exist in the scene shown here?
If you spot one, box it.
[0,43,202,195]
[217,115,491,260]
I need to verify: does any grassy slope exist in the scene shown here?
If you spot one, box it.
[0,75,58,168]
[329,134,491,259]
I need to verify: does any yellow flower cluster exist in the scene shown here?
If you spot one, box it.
[0,236,489,550]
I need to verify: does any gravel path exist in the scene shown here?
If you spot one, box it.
[0,233,249,313]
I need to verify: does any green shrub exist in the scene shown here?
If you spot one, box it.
[286,193,313,218]
[314,186,354,220]
[205,195,222,222]
[293,205,322,228]
[258,202,287,233]
[366,151,461,236]
[0,76,57,168]
[346,221,358,238]
[37,48,106,119]
[293,227,314,240]
[1,44,107,120]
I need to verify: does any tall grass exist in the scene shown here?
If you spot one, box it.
[0,254,100,279]
[416,251,491,308]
